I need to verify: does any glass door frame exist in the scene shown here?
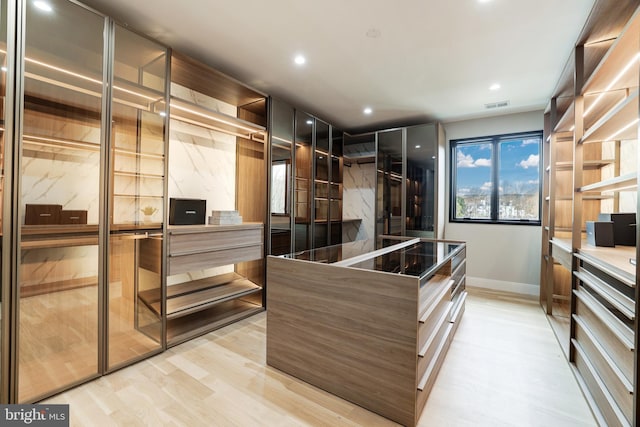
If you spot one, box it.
[2,0,19,404]
[103,20,170,373]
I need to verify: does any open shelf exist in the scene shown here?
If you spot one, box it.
[23,134,100,152]
[579,173,636,193]
[554,101,575,133]
[166,299,263,347]
[138,271,261,318]
[576,245,637,284]
[581,88,638,144]
[170,96,266,142]
[582,11,640,95]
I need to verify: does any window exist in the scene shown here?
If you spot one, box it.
[450,131,542,224]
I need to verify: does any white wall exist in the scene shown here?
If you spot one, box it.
[443,110,544,296]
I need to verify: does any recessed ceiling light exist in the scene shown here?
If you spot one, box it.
[363,107,372,115]
[1,66,6,72]
[489,83,501,91]
[306,119,313,125]
[159,111,167,117]
[415,145,421,149]
[34,1,53,12]
[478,0,492,3]
[294,55,306,65]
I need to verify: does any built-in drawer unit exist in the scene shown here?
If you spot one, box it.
[267,237,466,427]
[168,224,263,275]
[572,251,635,427]
[161,223,264,346]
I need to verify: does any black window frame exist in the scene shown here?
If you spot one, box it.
[449,130,543,226]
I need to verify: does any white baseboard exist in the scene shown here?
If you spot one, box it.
[466,276,539,297]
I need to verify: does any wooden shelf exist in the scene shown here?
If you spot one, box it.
[166,299,263,347]
[21,235,98,249]
[113,171,164,179]
[113,148,164,159]
[582,10,640,95]
[583,89,631,131]
[170,96,266,142]
[555,161,573,171]
[23,134,99,153]
[585,159,616,169]
[576,244,636,285]
[554,101,575,133]
[113,193,164,199]
[579,173,636,193]
[138,272,262,318]
[581,89,638,144]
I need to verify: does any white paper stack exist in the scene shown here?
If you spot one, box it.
[208,210,243,225]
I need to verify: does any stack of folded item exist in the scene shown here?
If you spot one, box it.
[208,210,242,225]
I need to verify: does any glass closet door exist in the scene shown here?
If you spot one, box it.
[406,124,436,238]
[107,24,167,369]
[294,112,313,252]
[269,99,294,255]
[377,129,404,237]
[0,0,7,399]
[18,0,105,402]
[314,120,329,248]
[330,128,343,245]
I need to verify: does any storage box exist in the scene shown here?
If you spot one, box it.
[60,210,88,224]
[598,213,636,246]
[586,221,615,247]
[169,198,206,225]
[25,204,62,225]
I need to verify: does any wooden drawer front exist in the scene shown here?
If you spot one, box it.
[418,295,453,353]
[169,244,263,276]
[575,293,633,381]
[418,305,451,382]
[449,291,467,326]
[169,227,262,256]
[450,259,465,296]
[419,275,451,320]
[416,323,453,421]
[575,266,634,321]
[551,242,571,270]
[574,321,632,424]
[418,293,453,351]
[574,341,629,427]
[451,248,465,272]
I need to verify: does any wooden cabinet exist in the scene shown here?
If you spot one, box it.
[267,238,466,426]
[140,223,264,346]
[541,2,640,425]
[164,52,268,346]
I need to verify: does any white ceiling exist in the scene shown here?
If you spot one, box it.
[81,0,595,132]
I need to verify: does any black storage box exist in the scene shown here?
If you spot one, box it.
[586,221,615,247]
[598,213,636,246]
[25,204,62,225]
[169,198,206,225]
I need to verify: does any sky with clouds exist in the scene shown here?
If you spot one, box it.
[455,136,540,195]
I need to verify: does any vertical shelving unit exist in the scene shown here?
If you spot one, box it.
[542,2,640,425]
[162,52,267,346]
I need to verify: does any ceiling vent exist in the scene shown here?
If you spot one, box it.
[484,100,510,109]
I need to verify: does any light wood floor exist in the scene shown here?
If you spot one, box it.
[44,288,597,426]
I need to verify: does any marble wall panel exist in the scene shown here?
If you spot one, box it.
[342,163,375,242]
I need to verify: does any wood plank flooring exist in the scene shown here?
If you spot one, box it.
[44,288,596,426]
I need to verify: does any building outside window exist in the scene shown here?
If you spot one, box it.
[450,131,542,224]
